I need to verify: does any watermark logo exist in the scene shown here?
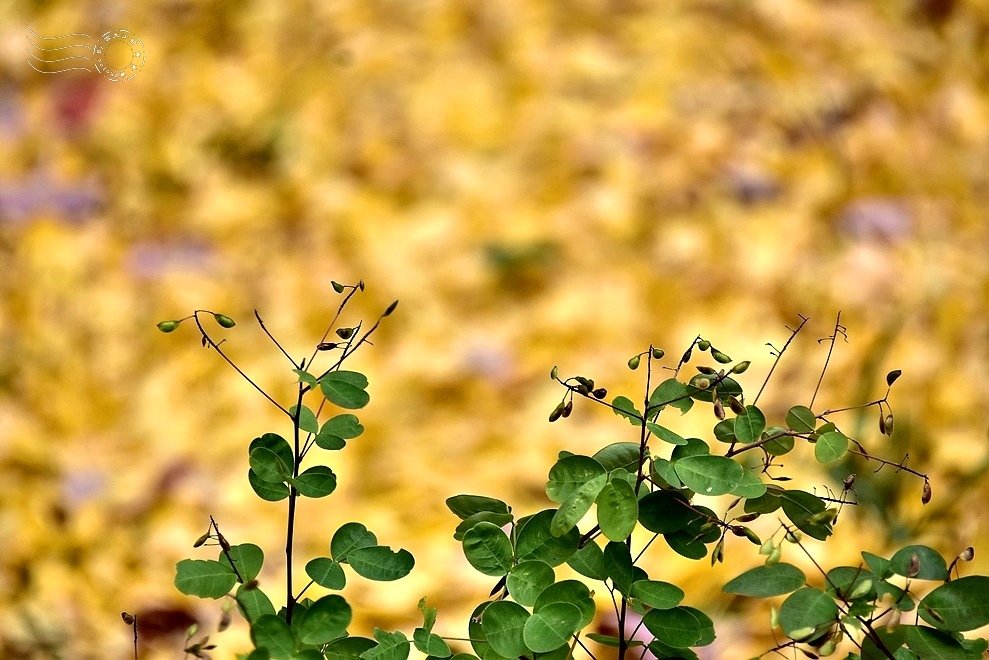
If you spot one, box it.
[26,27,147,82]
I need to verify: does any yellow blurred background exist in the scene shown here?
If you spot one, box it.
[2,0,989,657]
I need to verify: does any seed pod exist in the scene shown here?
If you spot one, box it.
[331,281,345,293]
[884,414,894,436]
[906,553,921,577]
[218,535,231,552]
[886,369,902,386]
[766,545,782,565]
[759,539,775,555]
[193,532,210,548]
[358,280,365,291]
[157,320,181,333]
[817,639,837,657]
[218,608,231,632]
[960,546,975,561]
[743,527,762,545]
[785,530,802,543]
[562,401,573,418]
[789,627,816,643]
[692,377,710,390]
[922,480,932,504]
[550,366,559,380]
[121,612,136,625]
[730,525,747,537]
[848,579,873,600]
[681,347,693,364]
[843,473,856,490]
[214,313,236,328]
[575,383,590,396]
[336,327,355,340]
[731,361,751,374]
[383,300,399,316]
[711,538,725,565]
[317,342,338,351]
[728,397,747,415]
[628,355,641,370]
[736,512,760,523]
[186,623,199,639]
[712,350,732,364]
[243,579,259,591]
[592,388,608,399]
[652,348,665,359]
[696,365,717,374]
[549,403,564,422]
[879,411,887,435]
[697,340,711,351]
[574,377,594,390]
[713,398,725,420]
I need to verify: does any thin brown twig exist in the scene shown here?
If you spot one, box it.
[753,314,809,406]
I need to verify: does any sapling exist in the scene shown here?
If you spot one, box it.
[149,290,989,660]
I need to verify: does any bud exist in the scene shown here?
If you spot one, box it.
[696,365,717,375]
[157,320,181,333]
[561,401,573,418]
[728,396,747,415]
[886,369,902,386]
[730,525,747,537]
[628,355,641,370]
[244,579,259,590]
[712,350,732,364]
[697,340,711,351]
[121,612,136,625]
[960,546,975,562]
[335,327,355,340]
[186,623,199,639]
[549,403,564,422]
[713,398,725,420]
[843,473,856,490]
[884,414,894,436]
[922,480,932,504]
[550,366,559,380]
[316,342,338,351]
[651,348,665,359]
[383,300,399,316]
[759,539,775,555]
[331,281,345,293]
[817,639,837,657]
[193,532,210,548]
[213,313,236,328]
[766,546,782,565]
[731,361,751,374]
[574,377,594,390]
[592,388,608,399]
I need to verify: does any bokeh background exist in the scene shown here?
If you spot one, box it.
[2,0,989,657]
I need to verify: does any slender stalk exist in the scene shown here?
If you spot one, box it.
[255,309,300,368]
[285,386,304,624]
[810,312,845,409]
[753,314,809,406]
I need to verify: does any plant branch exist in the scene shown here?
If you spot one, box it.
[255,309,300,368]
[810,312,846,409]
[753,314,809,406]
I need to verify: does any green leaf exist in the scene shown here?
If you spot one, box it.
[642,606,715,648]
[220,543,264,582]
[903,625,986,659]
[612,396,643,423]
[292,465,337,498]
[252,614,297,660]
[298,595,352,645]
[454,511,515,541]
[891,545,949,580]
[649,378,694,414]
[413,628,451,657]
[731,469,767,499]
[673,455,744,496]
[331,523,378,562]
[779,490,833,541]
[515,509,580,566]
[446,494,511,520]
[289,404,319,434]
[236,583,275,623]
[662,505,719,560]
[630,580,685,610]
[592,442,644,472]
[533,580,595,627]
[919,576,989,631]
[785,406,816,433]
[863,551,893,579]
[778,587,839,639]
[347,546,415,581]
[360,629,410,660]
[250,433,294,472]
[250,447,291,483]
[647,640,700,660]
[463,522,514,576]
[418,597,438,632]
[638,490,704,534]
[566,541,607,580]
[315,430,346,450]
[603,541,635,595]
[733,406,766,443]
[671,437,709,461]
[481,601,530,658]
[292,369,318,385]
[322,414,364,439]
[545,456,607,504]
[824,567,876,601]
[325,637,377,659]
[815,431,849,463]
[523,603,582,653]
[646,423,688,446]
[761,427,795,456]
[506,561,555,607]
[551,473,607,536]
[174,559,237,598]
[249,469,290,501]
[596,479,639,541]
[713,419,737,443]
[321,371,370,410]
[305,557,346,589]
[723,564,806,597]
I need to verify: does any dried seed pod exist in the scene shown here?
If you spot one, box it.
[217,608,231,632]
[592,388,608,399]
[213,313,236,328]
[549,403,564,422]
[731,361,751,374]
[696,365,717,375]
[922,480,932,504]
[759,539,775,555]
[960,546,975,562]
[886,369,902,386]
[628,355,641,370]
[121,612,136,625]
[735,512,760,523]
[879,411,887,435]
[713,398,725,420]
[766,545,782,565]
[575,383,590,396]
[884,414,894,436]
[692,377,711,390]
[907,553,920,577]
[652,348,665,359]
[335,327,355,340]
[317,342,338,351]
[383,300,399,316]
[550,366,559,380]
[157,320,181,333]
[681,347,693,364]
[843,473,856,490]
[728,397,747,416]
[193,532,210,548]
[785,530,802,543]
[561,401,573,418]
[711,538,725,566]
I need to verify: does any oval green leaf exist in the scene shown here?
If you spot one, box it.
[815,431,849,464]
[331,522,377,562]
[674,455,744,496]
[523,602,582,653]
[723,563,806,597]
[249,446,291,483]
[515,510,580,566]
[220,543,264,582]
[733,405,766,443]
[306,557,346,590]
[236,582,275,623]
[566,540,607,580]
[551,474,607,536]
[546,456,607,504]
[919,576,989,631]
[785,405,816,433]
[175,559,236,599]
[249,468,290,501]
[298,594,352,645]
[320,371,370,410]
[346,546,414,581]
[630,580,685,610]
[463,522,514,577]
[251,614,297,659]
[596,478,639,541]
[891,545,949,580]
[481,600,530,658]
[642,606,715,648]
[292,465,337,498]
[506,561,555,607]
[778,587,839,639]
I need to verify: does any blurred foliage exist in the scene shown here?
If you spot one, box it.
[1,0,989,657]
